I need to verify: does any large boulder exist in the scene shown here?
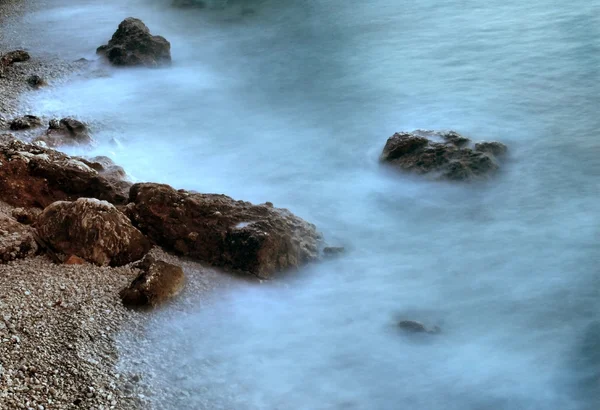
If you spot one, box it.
[9,115,42,131]
[126,183,321,279]
[34,117,93,148]
[0,212,38,263]
[35,198,151,266]
[0,50,30,76]
[97,18,171,67]
[0,139,129,208]
[380,130,507,181]
[120,254,185,308]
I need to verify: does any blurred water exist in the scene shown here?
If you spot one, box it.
[13,0,600,408]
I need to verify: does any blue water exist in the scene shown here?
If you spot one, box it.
[13,0,600,408]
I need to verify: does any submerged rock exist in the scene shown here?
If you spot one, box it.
[120,254,185,308]
[35,117,92,148]
[323,246,345,257]
[35,198,151,266]
[27,75,47,89]
[0,212,38,263]
[97,18,171,67]
[9,115,42,131]
[380,130,507,181]
[0,139,129,208]
[127,183,321,279]
[398,320,441,335]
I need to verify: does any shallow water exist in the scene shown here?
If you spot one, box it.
[12,0,600,408]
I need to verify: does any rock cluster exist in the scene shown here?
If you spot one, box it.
[97,18,171,67]
[35,117,93,147]
[380,130,507,181]
[126,183,321,278]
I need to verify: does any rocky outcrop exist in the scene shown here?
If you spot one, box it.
[0,212,38,263]
[34,117,92,148]
[380,130,507,181]
[0,139,129,208]
[127,183,321,279]
[9,115,42,131]
[120,254,185,308]
[35,198,151,267]
[97,18,171,67]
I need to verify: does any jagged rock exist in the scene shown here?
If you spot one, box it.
[9,115,42,131]
[35,117,92,148]
[0,212,38,263]
[380,130,507,181]
[0,139,129,208]
[120,254,185,308]
[398,320,441,335]
[11,207,42,225]
[97,18,171,67]
[127,183,321,279]
[35,198,151,266]
[27,75,47,89]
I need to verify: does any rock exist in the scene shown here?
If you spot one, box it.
[78,156,132,198]
[11,208,42,225]
[35,117,92,148]
[323,246,345,257]
[120,254,185,307]
[35,198,151,266]
[172,0,207,7]
[380,130,507,181]
[97,18,171,67]
[474,141,508,157]
[64,255,86,265]
[27,75,47,89]
[0,212,39,263]
[0,50,30,75]
[127,183,321,279]
[0,139,129,207]
[398,320,441,334]
[9,115,42,131]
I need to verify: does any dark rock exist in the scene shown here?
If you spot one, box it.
[35,117,92,148]
[9,115,42,131]
[27,75,47,89]
[97,18,171,67]
[323,246,345,257]
[474,141,508,157]
[172,0,207,7]
[0,212,39,263]
[127,183,321,279]
[0,50,30,73]
[120,254,185,308]
[35,198,151,266]
[0,139,130,208]
[398,320,441,334]
[380,130,506,181]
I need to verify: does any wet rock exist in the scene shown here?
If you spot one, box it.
[120,254,185,307]
[78,156,132,197]
[172,0,207,7]
[380,130,507,181]
[0,212,39,263]
[0,50,30,76]
[9,115,42,131]
[35,117,92,148]
[127,183,321,279]
[398,320,441,334]
[35,198,151,266]
[323,246,345,257]
[27,75,47,89]
[0,139,129,207]
[11,208,42,225]
[97,18,171,67]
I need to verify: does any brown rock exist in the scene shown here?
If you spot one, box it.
[64,255,86,265]
[35,198,151,266]
[0,212,38,263]
[380,130,506,181]
[9,115,42,131]
[120,254,185,307]
[127,183,321,279]
[97,18,171,67]
[27,75,47,89]
[11,207,42,225]
[35,117,92,148]
[0,139,129,208]
[0,50,30,76]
